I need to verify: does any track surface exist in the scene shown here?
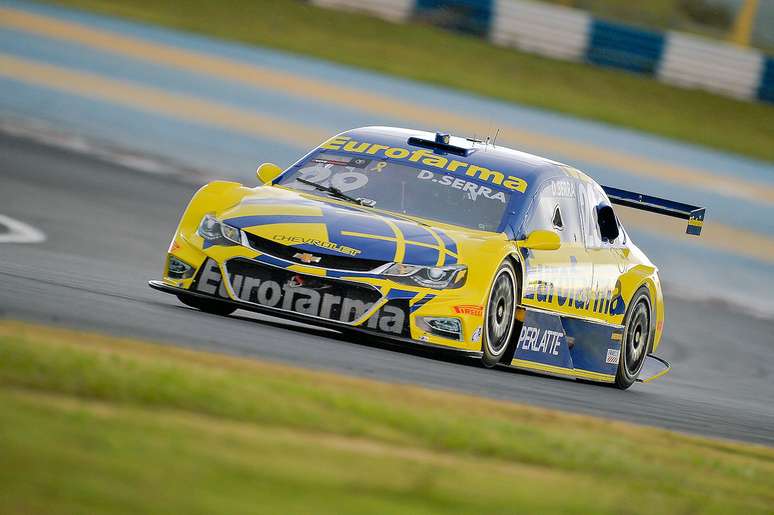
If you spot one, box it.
[2,134,772,445]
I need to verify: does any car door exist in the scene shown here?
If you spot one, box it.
[520,178,593,319]
[577,181,629,324]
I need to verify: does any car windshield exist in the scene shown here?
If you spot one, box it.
[277,152,513,232]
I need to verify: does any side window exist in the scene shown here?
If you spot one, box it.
[523,190,554,234]
[597,205,620,243]
[524,180,582,244]
[583,183,623,247]
[552,205,563,230]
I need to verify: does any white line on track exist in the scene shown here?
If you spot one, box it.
[0,214,46,243]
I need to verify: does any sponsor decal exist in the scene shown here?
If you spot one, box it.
[549,179,576,199]
[606,348,621,364]
[419,335,430,342]
[517,325,563,356]
[273,234,361,256]
[293,252,321,264]
[195,259,404,334]
[471,325,482,343]
[454,304,484,316]
[523,259,627,317]
[320,136,528,193]
[416,170,507,203]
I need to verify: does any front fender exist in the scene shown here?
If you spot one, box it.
[164,181,254,286]
[177,181,252,237]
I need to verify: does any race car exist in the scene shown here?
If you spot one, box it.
[149,126,705,389]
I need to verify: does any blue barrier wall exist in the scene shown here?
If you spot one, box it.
[757,56,774,102]
[414,0,494,37]
[586,20,665,75]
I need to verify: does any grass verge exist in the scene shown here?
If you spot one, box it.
[47,0,774,162]
[1,320,773,514]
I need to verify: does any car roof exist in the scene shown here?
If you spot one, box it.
[303,126,600,237]
[337,126,590,192]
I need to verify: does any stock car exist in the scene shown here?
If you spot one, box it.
[149,126,705,389]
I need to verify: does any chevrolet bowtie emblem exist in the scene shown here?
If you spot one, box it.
[293,252,321,264]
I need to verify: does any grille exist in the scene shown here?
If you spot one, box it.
[225,258,381,324]
[244,233,387,272]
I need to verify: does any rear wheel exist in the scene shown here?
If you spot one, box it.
[177,294,237,316]
[481,261,518,368]
[615,287,652,389]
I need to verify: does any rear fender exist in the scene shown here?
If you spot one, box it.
[617,264,663,352]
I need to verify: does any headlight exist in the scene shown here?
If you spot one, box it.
[221,223,241,243]
[197,214,222,240]
[384,263,466,289]
[197,214,242,244]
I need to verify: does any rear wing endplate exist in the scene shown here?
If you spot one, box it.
[602,186,705,236]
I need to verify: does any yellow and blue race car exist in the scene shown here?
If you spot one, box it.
[149,126,705,389]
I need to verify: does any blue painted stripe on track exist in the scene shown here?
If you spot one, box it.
[0,28,391,135]
[0,77,304,180]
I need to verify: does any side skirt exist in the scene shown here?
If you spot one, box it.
[506,307,623,384]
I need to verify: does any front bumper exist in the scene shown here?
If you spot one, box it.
[155,234,487,353]
[148,278,483,358]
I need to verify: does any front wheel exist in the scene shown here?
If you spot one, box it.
[481,261,518,368]
[615,287,652,389]
[177,294,237,316]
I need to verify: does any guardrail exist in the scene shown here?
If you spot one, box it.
[310,0,772,104]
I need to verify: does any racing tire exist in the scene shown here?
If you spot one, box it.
[177,294,237,316]
[481,261,518,368]
[615,286,652,389]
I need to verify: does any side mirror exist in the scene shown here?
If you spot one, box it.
[521,230,561,251]
[256,162,283,185]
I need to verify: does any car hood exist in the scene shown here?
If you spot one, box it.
[218,186,505,267]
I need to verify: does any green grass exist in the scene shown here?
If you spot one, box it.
[47,0,774,162]
[1,321,773,514]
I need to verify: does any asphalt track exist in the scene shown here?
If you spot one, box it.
[2,133,773,445]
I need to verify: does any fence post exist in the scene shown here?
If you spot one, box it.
[729,0,759,47]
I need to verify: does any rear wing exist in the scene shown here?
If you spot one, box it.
[602,186,705,236]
